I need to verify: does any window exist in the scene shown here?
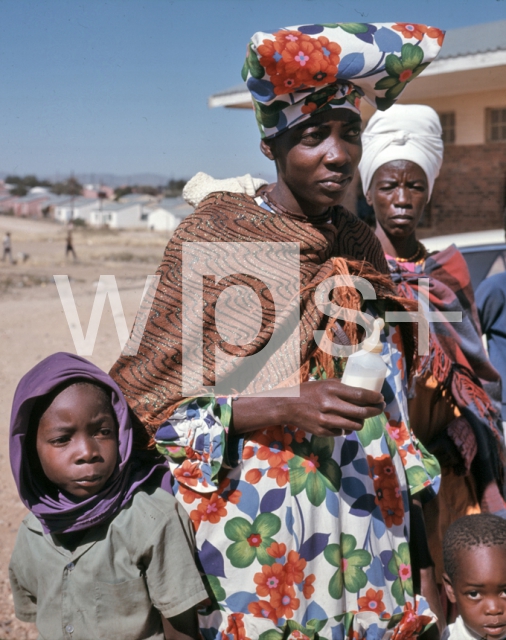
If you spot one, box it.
[439,112,455,144]
[487,108,506,142]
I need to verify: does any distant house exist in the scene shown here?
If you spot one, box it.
[54,197,98,223]
[82,184,115,199]
[208,20,506,236]
[146,197,193,232]
[90,201,143,229]
[13,193,53,218]
[42,194,73,218]
[118,193,157,205]
[0,194,20,214]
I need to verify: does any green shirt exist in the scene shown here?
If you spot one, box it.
[9,486,208,640]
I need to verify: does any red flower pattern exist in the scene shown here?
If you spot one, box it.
[254,563,285,597]
[270,583,300,619]
[368,454,405,527]
[247,532,263,547]
[386,420,410,447]
[266,541,287,559]
[173,459,202,487]
[244,468,262,484]
[248,600,278,624]
[284,551,307,585]
[392,23,427,40]
[267,463,290,487]
[424,26,445,46]
[257,31,341,95]
[357,588,387,614]
[225,613,251,640]
[303,574,316,599]
[177,483,200,504]
[301,452,320,474]
[251,427,295,468]
[190,492,227,530]
[391,602,433,639]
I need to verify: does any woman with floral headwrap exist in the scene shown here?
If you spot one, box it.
[111,22,445,639]
[359,104,506,617]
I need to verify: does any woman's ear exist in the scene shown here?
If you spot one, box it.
[260,138,276,161]
[442,572,457,604]
[365,188,373,207]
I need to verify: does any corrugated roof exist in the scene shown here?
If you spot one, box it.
[438,20,506,58]
[100,201,141,211]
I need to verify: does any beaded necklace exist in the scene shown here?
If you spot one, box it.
[395,240,427,264]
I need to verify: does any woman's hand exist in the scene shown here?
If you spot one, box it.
[232,379,385,437]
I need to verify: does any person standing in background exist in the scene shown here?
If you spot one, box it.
[65,223,77,261]
[2,231,13,263]
[359,104,506,622]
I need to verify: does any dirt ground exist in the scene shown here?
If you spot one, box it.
[0,214,171,639]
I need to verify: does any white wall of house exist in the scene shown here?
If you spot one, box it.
[92,203,143,229]
[360,86,506,146]
[54,200,98,223]
[147,208,179,231]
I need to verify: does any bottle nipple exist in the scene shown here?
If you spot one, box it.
[363,318,385,353]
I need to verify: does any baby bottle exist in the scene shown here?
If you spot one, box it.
[341,318,388,393]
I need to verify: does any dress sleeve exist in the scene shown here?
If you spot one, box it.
[8,526,37,622]
[380,323,441,499]
[155,396,239,494]
[143,496,208,619]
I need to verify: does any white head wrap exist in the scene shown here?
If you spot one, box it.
[359,104,444,199]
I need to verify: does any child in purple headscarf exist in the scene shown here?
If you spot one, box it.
[9,352,207,640]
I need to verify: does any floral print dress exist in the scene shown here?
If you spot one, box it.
[156,323,440,640]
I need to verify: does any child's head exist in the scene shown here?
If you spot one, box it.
[10,352,168,534]
[443,514,506,639]
[33,380,118,500]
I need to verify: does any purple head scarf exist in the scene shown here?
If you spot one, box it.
[10,352,171,534]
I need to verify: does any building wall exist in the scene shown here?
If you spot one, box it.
[426,143,506,236]
[361,89,506,146]
[413,89,506,145]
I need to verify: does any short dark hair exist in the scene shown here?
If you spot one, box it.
[443,514,506,581]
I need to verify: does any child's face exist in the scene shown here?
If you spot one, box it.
[36,384,118,500]
[444,545,506,639]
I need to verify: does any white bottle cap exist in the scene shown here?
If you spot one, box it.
[363,318,385,353]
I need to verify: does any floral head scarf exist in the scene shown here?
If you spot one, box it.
[243,22,445,138]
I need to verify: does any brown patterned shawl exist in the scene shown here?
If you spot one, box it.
[110,192,414,440]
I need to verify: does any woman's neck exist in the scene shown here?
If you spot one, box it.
[268,182,329,219]
[375,226,419,260]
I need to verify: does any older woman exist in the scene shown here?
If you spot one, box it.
[112,23,444,639]
[359,105,505,599]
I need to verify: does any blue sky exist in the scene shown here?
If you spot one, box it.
[2,0,506,184]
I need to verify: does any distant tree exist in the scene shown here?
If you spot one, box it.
[115,185,162,200]
[4,174,52,193]
[114,186,133,200]
[5,174,23,185]
[51,176,83,196]
[165,179,187,197]
[10,184,28,197]
[138,185,160,196]
[22,174,41,189]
